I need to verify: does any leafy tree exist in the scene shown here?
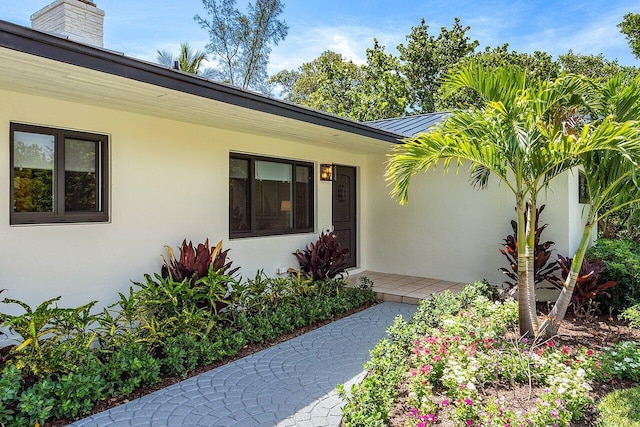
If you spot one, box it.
[558,50,636,80]
[156,42,215,77]
[195,0,288,91]
[398,18,478,113]
[436,45,558,110]
[541,73,640,336]
[387,62,640,337]
[271,18,477,119]
[619,13,640,59]
[348,40,409,121]
[270,50,360,116]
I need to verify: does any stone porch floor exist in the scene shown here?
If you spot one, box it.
[349,271,467,305]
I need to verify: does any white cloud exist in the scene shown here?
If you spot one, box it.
[268,23,406,74]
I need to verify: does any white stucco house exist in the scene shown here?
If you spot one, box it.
[0,0,586,308]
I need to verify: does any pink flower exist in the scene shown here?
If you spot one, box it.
[464,398,473,406]
[547,340,555,347]
[466,420,474,426]
[441,399,450,406]
[420,364,433,375]
[586,349,594,356]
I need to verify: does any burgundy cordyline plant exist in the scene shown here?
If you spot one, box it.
[293,230,349,281]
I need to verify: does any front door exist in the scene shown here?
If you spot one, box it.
[332,165,357,268]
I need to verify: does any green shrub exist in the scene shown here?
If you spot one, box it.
[339,339,406,427]
[208,328,245,361]
[102,342,161,397]
[161,334,224,377]
[622,304,640,329]
[0,297,99,377]
[598,386,640,426]
[587,239,640,312]
[51,353,106,419]
[0,364,22,425]
[17,378,56,426]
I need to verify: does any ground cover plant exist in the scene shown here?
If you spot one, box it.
[0,238,375,426]
[340,282,640,427]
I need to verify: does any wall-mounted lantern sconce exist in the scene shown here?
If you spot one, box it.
[320,164,336,181]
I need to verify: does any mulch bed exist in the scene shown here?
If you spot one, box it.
[386,308,640,427]
[50,301,376,426]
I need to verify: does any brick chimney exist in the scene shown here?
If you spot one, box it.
[31,0,105,48]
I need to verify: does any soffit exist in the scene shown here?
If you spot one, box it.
[0,46,394,154]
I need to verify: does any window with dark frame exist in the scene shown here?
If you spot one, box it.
[10,123,109,225]
[229,154,314,237]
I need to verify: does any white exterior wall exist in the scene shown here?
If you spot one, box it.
[0,88,367,308]
[364,153,583,286]
[0,88,587,308]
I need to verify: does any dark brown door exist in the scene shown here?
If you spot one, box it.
[332,165,357,268]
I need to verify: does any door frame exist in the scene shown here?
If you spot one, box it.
[331,164,357,269]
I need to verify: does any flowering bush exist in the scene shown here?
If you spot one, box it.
[597,341,640,381]
[341,283,640,427]
[404,297,595,427]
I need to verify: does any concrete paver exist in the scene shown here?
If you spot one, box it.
[72,302,417,427]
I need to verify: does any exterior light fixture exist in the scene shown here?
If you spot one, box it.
[320,164,336,181]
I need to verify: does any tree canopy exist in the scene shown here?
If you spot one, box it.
[270,15,639,120]
[619,13,640,60]
[195,0,288,91]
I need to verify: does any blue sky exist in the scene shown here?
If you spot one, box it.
[3,0,639,76]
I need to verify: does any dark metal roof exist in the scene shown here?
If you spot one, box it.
[367,112,450,138]
[0,19,404,144]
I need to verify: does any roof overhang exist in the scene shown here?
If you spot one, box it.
[0,20,403,154]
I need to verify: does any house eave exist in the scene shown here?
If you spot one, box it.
[0,19,403,145]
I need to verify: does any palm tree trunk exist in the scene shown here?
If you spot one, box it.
[539,218,594,337]
[525,199,540,334]
[517,199,536,337]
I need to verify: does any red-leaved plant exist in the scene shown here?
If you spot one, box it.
[161,239,239,283]
[548,255,618,312]
[499,204,560,295]
[293,230,350,281]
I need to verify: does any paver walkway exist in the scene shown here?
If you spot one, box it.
[72,302,417,427]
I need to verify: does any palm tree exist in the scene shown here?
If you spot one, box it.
[386,62,640,337]
[540,74,640,337]
[157,42,212,76]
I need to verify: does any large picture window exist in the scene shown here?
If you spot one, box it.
[10,123,109,225]
[229,154,313,237]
